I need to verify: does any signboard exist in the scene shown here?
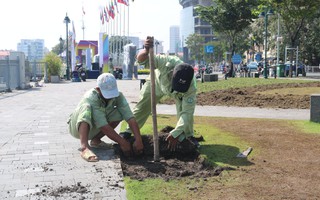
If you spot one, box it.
[205,45,214,54]
[255,53,262,62]
[232,54,242,64]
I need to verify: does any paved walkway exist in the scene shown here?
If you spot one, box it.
[0,78,311,199]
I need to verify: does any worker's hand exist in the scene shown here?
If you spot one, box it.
[166,134,179,151]
[119,139,132,157]
[133,140,144,155]
[144,36,154,51]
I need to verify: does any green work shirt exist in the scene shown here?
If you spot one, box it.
[68,88,133,139]
[138,54,197,141]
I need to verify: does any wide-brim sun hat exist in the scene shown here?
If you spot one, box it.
[97,73,119,99]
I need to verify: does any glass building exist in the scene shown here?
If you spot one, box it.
[17,39,44,61]
[179,0,214,47]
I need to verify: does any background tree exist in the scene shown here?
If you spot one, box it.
[196,0,259,59]
[185,34,205,65]
[265,0,320,75]
[43,52,62,77]
[302,12,320,65]
[51,39,65,56]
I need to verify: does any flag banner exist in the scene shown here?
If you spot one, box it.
[114,0,119,13]
[102,33,109,67]
[71,21,76,71]
[100,8,104,24]
[104,7,109,22]
[117,0,128,6]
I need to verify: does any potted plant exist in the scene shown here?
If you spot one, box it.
[44,52,62,83]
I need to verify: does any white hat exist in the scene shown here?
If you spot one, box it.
[97,73,119,99]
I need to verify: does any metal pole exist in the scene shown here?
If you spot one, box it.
[64,13,70,80]
[276,13,280,66]
[296,46,299,76]
[264,14,268,79]
[148,37,159,162]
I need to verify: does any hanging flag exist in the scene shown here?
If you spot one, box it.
[108,3,115,19]
[104,7,109,22]
[72,21,76,41]
[114,0,119,13]
[100,9,104,24]
[117,0,128,6]
[71,21,76,71]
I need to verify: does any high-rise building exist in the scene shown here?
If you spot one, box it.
[179,0,214,47]
[169,26,180,54]
[17,39,44,61]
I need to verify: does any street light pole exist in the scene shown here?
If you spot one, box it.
[264,13,268,79]
[64,13,70,80]
[260,9,273,79]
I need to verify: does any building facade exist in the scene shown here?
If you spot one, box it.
[169,25,180,54]
[179,0,214,47]
[17,39,44,61]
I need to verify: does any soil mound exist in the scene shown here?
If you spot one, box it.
[115,126,233,181]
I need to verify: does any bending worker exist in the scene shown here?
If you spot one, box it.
[121,36,199,150]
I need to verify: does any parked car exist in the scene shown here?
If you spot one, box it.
[284,61,306,77]
[247,62,258,71]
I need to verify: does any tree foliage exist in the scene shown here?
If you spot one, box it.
[185,34,205,64]
[196,0,259,59]
[43,52,62,76]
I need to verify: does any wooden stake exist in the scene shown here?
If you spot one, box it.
[148,37,159,162]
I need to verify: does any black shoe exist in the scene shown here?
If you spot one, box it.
[119,132,132,140]
[188,136,200,148]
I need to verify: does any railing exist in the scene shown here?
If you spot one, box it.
[306,66,320,73]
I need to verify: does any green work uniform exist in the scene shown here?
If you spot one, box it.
[128,54,197,141]
[68,88,133,140]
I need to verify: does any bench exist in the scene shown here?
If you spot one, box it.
[204,74,218,82]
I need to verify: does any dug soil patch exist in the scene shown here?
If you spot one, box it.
[114,126,233,181]
[165,82,320,109]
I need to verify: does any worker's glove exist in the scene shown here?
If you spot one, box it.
[144,36,154,51]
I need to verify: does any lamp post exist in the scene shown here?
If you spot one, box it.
[259,9,273,79]
[64,13,70,80]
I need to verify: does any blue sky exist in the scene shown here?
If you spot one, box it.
[0,0,181,52]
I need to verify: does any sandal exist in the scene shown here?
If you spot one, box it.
[90,141,113,149]
[81,148,99,162]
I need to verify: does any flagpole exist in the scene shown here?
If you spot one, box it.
[127,1,129,40]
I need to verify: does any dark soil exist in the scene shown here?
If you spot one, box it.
[165,82,320,109]
[115,126,234,181]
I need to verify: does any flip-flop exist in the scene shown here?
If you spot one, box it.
[90,141,113,149]
[81,148,99,162]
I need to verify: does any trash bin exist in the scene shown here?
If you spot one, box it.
[276,64,285,77]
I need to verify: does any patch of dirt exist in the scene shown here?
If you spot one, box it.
[195,118,320,200]
[34,182,89,199]
[166,82,320,109]
[115,126,234,181]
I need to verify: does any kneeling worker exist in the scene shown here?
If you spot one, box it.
[68,73,144,162]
